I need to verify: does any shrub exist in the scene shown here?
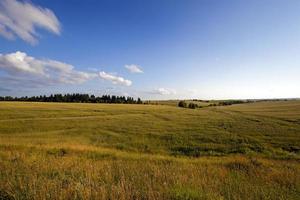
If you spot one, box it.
[178,101,187,108]
[188,103,198,109]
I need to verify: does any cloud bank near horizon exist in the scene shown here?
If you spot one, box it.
[0,0,61,44]
[0,51,132,88]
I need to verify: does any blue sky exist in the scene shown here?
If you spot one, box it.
[0,0,300,99]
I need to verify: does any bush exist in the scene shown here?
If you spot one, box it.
[178,101,187,108]
[188,103,198,109]
[178,101,199,109]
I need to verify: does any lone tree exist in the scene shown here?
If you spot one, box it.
[178,101,187,108]
[137,98,143,104]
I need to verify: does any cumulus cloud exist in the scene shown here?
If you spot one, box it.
[0,0,61,44]
[125,64,143,73]
[0,51,97,85]
[154,88,176,95]
[99,71,132,86]
[0,51,133,89]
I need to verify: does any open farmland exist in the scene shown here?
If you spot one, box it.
[0,101,299,199]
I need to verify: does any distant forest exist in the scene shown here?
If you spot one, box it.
[0,94,143,104]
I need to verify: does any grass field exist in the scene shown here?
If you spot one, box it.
[0,101,299,199]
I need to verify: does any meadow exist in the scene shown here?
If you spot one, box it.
[0,101,299,199]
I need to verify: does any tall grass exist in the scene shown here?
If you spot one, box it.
[0,101,299,199]
[0,145,299,200]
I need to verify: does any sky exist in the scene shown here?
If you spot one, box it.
[0,0,300,100]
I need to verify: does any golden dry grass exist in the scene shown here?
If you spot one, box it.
[0,101,299,199]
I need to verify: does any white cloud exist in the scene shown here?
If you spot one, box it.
[0,0,61,44]
[125,64,143,73]
[155,88,176,95]
[0,51,96,85]
[99,71,132,86]
[0,51,45,75]
[0,52,133,89]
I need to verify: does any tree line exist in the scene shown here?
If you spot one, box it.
[0,94,143,104]
[178,99,247,109]
[178,101,200,109]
